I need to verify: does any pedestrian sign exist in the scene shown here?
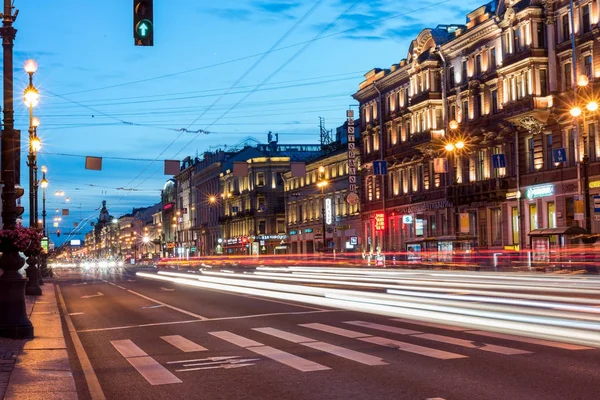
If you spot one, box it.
[594,196,600,213]
[553,148,567,163]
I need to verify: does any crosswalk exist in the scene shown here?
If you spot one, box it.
[109,318,596,385]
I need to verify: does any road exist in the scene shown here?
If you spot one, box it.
[56,266,600,400]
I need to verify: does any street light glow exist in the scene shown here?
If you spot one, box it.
[30,137,41,152]
[445,143,455,151]
[577,74,589,87]
[449,120,459,130]
[24,59,38,74]
[318,166,325,173]
[24,87,39,108]
[455,141,465,149]
[41,165,47,173]
[570,107,582,117]
[209,195,217,203]
[142,236,150,244]
[40,178,48,189]
[317,180,328,188]
[586,101,598,112]
[32,116,41,128]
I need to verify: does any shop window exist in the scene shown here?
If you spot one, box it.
[491,208,502,246]
[529,203,538,230]
[512,207,519,245]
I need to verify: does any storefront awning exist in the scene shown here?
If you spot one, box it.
[528,226,587,237]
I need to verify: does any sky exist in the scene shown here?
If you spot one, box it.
[11,0,482,245]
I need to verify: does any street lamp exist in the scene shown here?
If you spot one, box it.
[23,59,42,296]
[40,168,48,278]
[570,75,599,239]
[316,166,329,252]
[445,120,468,238]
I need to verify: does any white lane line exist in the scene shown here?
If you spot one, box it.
[303,323,466,360]
[160,335,207,352]
[465,330,594,350]
[57,285,106,400]
[110,339,182,385]
[254,327,387,366]
[412,333,532,355]
[116,285,127,290]
[299,323,372,338]
[344,321,421,335]
[391,318,469,331]
[210,331,330,372]
[126,289,207,320]
[76,310,341,333]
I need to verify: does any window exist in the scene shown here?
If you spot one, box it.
[394,125,401,144]
[448,66,455,87]
[258,220,266,235]
[476,93,483,117]
[477,150,485,180]
[417,165,424,192]
[544,133,553,170]
[527,137,535,172]
[547,202,556,228]
[450,104,456,121]
[490,47,496,69]
[276,219,285,234]
[256,172,265,187]
[566,197,575,227]
[529,204,538,230]
[583,4,591,34]
[564,63,572,90]
[435,108,442,129]
[536,22,546,48]
[583,55,593,78]
[392,171,399,195]
[589,123,598,162]
[461,60,467,83]
[567,128,575,166]
[475,54,482,76]
[562,14,570,42]
[491,89,498,114]
[490,208,502,246]
[462,100,469,121]
[257,196,266,211]
[539,69,548,96]
[367,176,373,201]
[513,27,521,51]
[503,31,511,54]
[516,75,523,100]
[396,91,402,109]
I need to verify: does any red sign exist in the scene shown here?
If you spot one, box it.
[374,212,386,231]
[163,203,173,211]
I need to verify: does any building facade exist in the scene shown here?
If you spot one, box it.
[355,0,600,255]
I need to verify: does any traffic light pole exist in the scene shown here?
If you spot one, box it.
[0,1,34,338]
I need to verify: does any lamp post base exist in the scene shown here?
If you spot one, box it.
[0,272,34,339]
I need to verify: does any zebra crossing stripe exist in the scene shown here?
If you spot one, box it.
[253,327,387,366]
[301,323,466,360]
[209,331,330,372]
[412,333,532,355]
[160,335,207,352]
[111,339,182,385]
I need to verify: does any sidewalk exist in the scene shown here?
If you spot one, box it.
[0,283,78,400]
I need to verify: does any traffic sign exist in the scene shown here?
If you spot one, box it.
[492,154,506,169]
[594,195,600,213]
[553,148,567,163]
[373,160,388,175]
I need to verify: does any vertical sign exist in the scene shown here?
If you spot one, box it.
[345,110,360,206]
[460,213,470,233]
[374,212,386,231]
[325,198,332,225]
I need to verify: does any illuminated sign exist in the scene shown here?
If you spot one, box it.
[304,228,313,233]
[402,215,413,224]
[506,191,521,200]
[70,239,81,246]
[590,180,600,189]
[163,203,173,210]
[325,198,332,225]
[289,230,297,235]
[374,212,386,231]
[346,110,359,204]
[526,184,554,199]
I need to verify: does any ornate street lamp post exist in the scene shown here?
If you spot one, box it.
[317,166,329,252]
[40,167,49,277]
[0,1,34,338]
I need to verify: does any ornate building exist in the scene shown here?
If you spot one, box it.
[355,0,600,254]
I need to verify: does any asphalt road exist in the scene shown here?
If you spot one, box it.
[56,267,600,400]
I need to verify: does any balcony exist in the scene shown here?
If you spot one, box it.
[447,177,510,206]
[409,91,442,107]
[501,47,547,68]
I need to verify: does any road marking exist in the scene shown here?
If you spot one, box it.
[81,292,104,299]
[181,358,259,367]
[73,282,88,286]
[142,304,165,309]
[303,323,466,360]
[76,310,340,333]
[391,318,469,331]
[160,335,207,352]
[412,333,532,355]
[111,339,182,385]
[465,330,594,350]
[210,331,330,372]
[344,321,421,335]
[57,285,106,400]
[68,312,84,316]
[360,336,467,360]
[299,323,371,338]
[254,327,387,366]
[177,362,256,372]
[116,285,127,290]
[167,356,240,364]
[126,289,207,320]
[160,287,175,292]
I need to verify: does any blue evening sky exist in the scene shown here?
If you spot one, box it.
[12,0,481,244]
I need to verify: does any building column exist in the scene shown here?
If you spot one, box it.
[546,13,558,92]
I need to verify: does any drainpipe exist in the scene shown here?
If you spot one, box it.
[437,46,449,133]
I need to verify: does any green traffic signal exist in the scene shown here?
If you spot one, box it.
[136,19,153,39]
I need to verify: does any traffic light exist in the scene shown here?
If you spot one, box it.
[57,230,61,237]
[134,0,153,46]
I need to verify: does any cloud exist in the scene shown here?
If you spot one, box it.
[255,2,302,14]
[207,1,302,22]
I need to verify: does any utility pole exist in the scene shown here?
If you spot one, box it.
[0,0,33,338]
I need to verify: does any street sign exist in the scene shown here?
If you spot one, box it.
[492,154,506,169]
[372,160,388,175]
[553,148,567,163]
[594,195,600,213]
